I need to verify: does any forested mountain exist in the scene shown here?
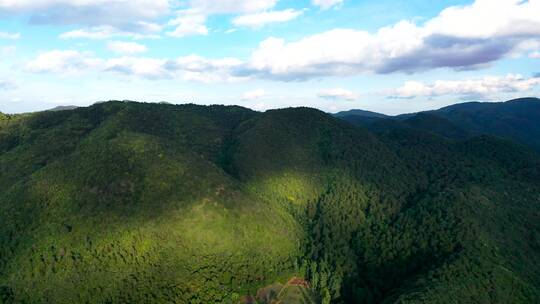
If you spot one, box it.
[336,97,540,151]
[47,106,79,112]
[1,101,539,303]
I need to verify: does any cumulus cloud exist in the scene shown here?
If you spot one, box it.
[167,55,245,82]
[24,0,540,84]
[423,0,540,39]
[232,9,303,28]
[59,23,162,40]
[6,0,282,40]
[166,9,208,38]
[234,0,540,81]
[107,41,147,54]
[0,45,16,55]
[318,88,358,101]
[188,0,277,14]
[388,74,540,99]
[0,31,20,39]
[105,57,170,79]
[0,80,16,90]
[60,27,116,39]
[312,0,343,10]
[106,55,245,82]
[166,1,283,37]
[242,89,265,100]
[25,50,103,74]
[24,50,244,82]
[0,0,170,29]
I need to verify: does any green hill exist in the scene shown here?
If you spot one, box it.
[1,101,539,303]
[428,98,540,151]
[336,97,540,151]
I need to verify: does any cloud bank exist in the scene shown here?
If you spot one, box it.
[311,0,343,10]
[0,31,20,39]
[318,88,358,101]
[232,9,303,28]
[236,0,540,80]
[0,0,170,30]
[389,74,540,99]
[21,0,540,89]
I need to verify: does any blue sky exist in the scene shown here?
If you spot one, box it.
[0,0,539,114]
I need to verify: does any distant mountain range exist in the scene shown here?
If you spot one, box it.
[47,105,79,112]
[335,97,540,151]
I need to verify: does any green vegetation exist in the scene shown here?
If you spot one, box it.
[242,277,316,304]
[337,97,540,151]
[1,100,539,303]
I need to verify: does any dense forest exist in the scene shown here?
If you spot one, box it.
[0,100,539,303]
[336,97,540,152]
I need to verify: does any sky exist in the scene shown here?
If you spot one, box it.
[0,0,539,114]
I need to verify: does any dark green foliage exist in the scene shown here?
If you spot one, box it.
[334,109,388,119]
[0,285,14,304]
[1,101,539,303]
[425,98,540,151]
[334,110,389,127]
[403,113,468,139]
[337,97,540,151]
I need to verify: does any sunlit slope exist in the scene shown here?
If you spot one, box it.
[228,107,412,207]
[0,102,301,303]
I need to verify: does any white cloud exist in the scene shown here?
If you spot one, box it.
[232,9,303,28]
[530,51,540,58]
[242,89,265,100]
[166,9,208,38]
[165,0,282,37]
[25,50,102,74]
[105,57,170,79]
[59,24,162,40]
[24,50,245,82]
[236,0,540,80]
[26,0,540,85]
[424,0,540,39]
[105,54,246,82]
[60,26,120,39]
[2,0,282,43]
[312,0,343,10]
[0,80,16,90]
[0,0,170,27]
[107,55,245,82]
[389,74,540,99]
[318,88,358,101]
[0,31,20,39]
[105,55,243,82]
[164,0,282,37]
[136,21,163,34]
[188,0,277,14]
[107,41,147,54]
[170,55,246,82]
[1,45,16,56]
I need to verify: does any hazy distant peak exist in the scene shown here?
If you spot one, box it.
[47,105,79,112]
